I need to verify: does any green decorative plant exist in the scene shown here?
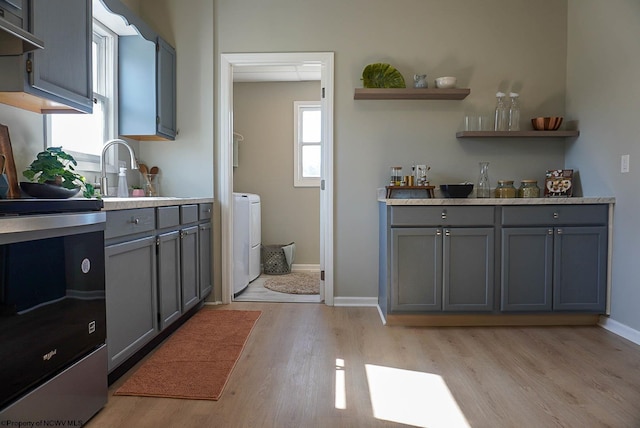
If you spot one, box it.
[23,147,97,198]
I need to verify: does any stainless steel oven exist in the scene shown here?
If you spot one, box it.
[0,200,107,424]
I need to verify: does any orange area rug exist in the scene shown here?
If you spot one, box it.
[114,309,261,400]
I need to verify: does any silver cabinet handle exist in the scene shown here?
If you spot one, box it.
[131,218,140,225]
[553,212,559,219]
[445,229,451,236]
[548,229,553,235]
[436,229,442,236]
[441,211,447,219]
[557,228,563,235]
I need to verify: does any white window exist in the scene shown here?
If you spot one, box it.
[293,101,321,187]
[45,20,117,174]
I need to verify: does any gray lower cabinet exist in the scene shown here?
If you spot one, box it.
[391,227,494,312]
[387,205,495,313]
[180,225,200,312]
[198,221,213,299]
[105,203,211,373]
[105,236,157,372]
[501,205,608,313]
[157,230,181,329]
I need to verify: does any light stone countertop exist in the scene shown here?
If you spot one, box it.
[101,197,214,211]
[377,188,615,206]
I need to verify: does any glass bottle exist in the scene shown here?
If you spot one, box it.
[495,180,517,198]
[508,92,520,131]
[494,92,508,131]
[477,162,491,198]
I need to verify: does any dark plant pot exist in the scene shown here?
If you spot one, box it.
[20,182,80,199]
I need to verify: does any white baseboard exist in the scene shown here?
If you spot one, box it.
[376,305,387,325]
[333,297,378,307]
[203,301,223,306]
[291,264,320,272]
[599,316,640,346]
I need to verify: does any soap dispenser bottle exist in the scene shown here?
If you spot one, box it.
[117,167,129,197]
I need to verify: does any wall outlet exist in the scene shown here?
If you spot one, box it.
[621,154,630,173]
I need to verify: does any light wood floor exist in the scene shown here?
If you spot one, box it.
[86,303,640,428]
[233,275,321,303]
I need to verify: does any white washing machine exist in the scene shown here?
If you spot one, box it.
[233,192,261,295]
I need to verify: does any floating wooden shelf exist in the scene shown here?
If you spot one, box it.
[354,88,470,100]
[456,130,580,138]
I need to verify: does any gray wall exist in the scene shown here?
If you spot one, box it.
[215,0,568,299]
[233,81,321,265]
[565,0,640,331]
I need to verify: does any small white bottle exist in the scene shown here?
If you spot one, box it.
[117,167,129,197]
[508,92,520,131]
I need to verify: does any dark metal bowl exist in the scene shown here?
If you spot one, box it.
[440,183,474,198]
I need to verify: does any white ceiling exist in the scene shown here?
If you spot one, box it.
[233,64,321,82]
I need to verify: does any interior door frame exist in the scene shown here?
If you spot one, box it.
[219,52,334,305]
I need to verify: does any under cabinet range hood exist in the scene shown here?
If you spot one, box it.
[0,15,43,55]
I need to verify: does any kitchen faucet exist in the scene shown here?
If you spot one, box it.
[100,139,139,197]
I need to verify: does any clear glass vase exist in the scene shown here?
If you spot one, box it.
[477,162,490,198]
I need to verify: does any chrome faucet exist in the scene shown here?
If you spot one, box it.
[100,139,139,197]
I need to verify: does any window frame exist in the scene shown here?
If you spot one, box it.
[44,19,118,174]
[293,101,322,188]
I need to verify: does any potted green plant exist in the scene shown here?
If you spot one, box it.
[22,147,97,199]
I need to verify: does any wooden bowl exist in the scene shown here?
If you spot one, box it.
[531,116,563,131]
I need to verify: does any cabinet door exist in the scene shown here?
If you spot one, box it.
[157,230,181,329]
[501,227,553,311]
[199,221,213,299]
[553,226,607,312]
[156,37,176,139]
[105,236,157,372]
[28,0,93,112]
[391,228,442,312]
[443,227,494,311]
[181,225,199,311]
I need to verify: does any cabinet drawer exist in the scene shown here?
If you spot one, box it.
[157,206,179,229]
[106,208,155,239]
[180,204,198,224]
[501,205,608,226]
[391,206,494,226]
[199,203,212,221]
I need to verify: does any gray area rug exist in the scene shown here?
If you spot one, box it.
[263,271,320,295]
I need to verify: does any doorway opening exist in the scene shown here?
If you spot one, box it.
[219,52,334,305]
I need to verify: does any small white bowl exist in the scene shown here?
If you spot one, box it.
[435,76,457,89]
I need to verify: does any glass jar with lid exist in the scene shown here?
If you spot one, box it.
[495,180,516,198]
[518,179,540,198]
[390,166,403,186]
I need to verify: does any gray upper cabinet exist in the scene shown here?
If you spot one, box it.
[156,37,176,139]
[100,0,177,140]
[0,0,92,113]
[119,34,176,141]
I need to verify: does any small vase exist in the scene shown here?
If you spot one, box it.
[477,162,490,198]
[413,74,428,88]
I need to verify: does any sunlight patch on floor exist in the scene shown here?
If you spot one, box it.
[335,358,346,409]
[365,364,470,428]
